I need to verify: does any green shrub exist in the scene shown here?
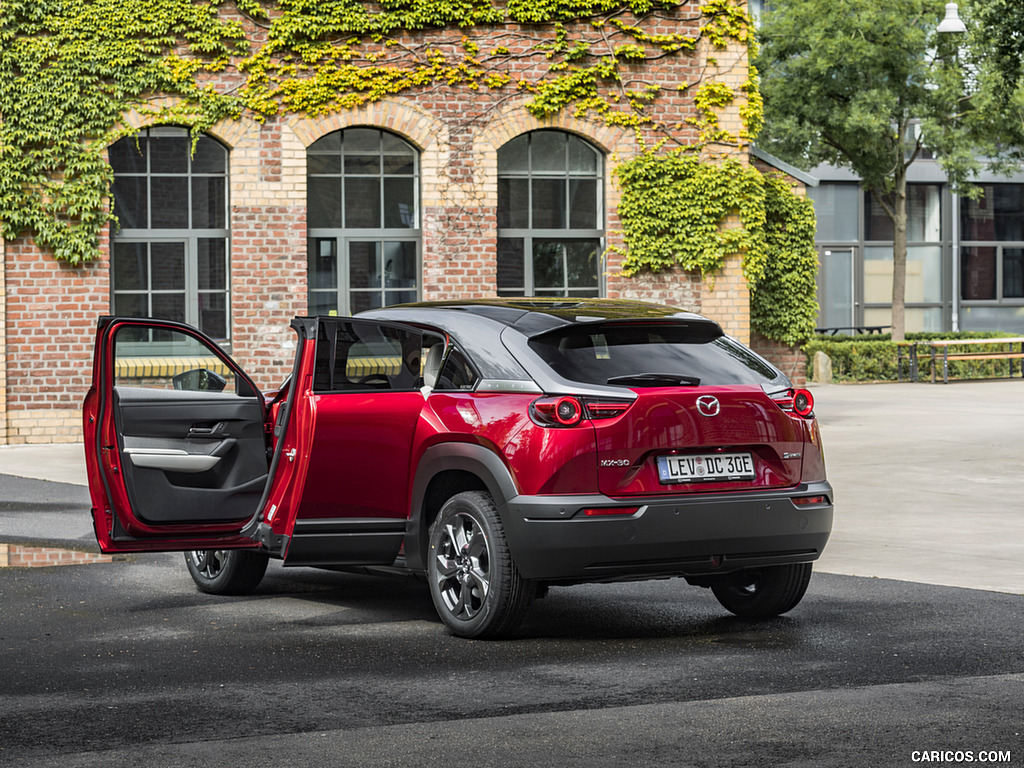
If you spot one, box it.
[803,332,1023,382]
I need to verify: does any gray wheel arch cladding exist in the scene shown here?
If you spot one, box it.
[406,442,520,572]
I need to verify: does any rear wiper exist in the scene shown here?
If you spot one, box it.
[606,373,701,387]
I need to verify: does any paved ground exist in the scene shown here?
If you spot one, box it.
[2,380,1023,766]
[3,379,1022,593]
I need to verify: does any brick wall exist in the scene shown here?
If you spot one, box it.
[1,1,758,443]
[0,543,114,567]
[751,331,808,386]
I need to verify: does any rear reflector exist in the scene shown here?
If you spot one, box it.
[792,495,826,506]
[581,507,640,517]
[584,400,633,419]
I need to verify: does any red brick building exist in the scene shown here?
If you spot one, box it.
[0,1,787,446]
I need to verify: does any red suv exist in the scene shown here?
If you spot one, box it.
[83,299,832,638]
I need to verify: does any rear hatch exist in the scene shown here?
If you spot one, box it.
[526,318,804,496]
[592,385,804,496]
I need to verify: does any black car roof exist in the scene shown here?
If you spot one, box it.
[365,298,712,336]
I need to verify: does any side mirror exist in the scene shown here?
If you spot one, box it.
[172,368,228,393]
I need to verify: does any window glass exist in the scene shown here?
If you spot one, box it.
[497,178,529,229]
[150,177,189,228]
[111,177,148,229]
[529,323,782,387]
[112,325,238,392]
[530,131,565,172]
[497,238,525,296]
[436,346,480,390]
[308,177,342,228]
[308,129,421,315]
[865,185,941,241]
[864,245,942,303]
[808,184,859,242]
[192,176,226,228]
[961,185,1024,241]
[497,135,528,172]
[532,179,566,228]
[345,177,381,228]
[961,247,997,300]
[1004,248,1024,298]
[313,320,422,392]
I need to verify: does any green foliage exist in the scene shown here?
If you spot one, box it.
[804,332,1021,382]
[0,0,247,264]
[614,149,765,279]
[1,0,764,268]
[751,176,819,346]
[613,154,819,346]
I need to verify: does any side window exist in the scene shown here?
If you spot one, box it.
[435,346,479,391]
[112,324,243,396]
[313,320,423,392]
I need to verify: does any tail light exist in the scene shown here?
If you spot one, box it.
[530,396,633,428]
[770,388,815,419]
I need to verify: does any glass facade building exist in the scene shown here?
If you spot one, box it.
[806,162,1024,335]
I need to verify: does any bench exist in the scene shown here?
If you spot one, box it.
[926,337,1024,383]
[816,325,890,336]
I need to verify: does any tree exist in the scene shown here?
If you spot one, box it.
[755,0,994,341]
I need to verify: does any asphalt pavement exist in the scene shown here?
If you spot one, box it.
[2,380,1023,767]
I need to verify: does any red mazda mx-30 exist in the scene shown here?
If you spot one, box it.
[83,299,833,638]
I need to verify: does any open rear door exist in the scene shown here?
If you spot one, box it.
[83,317,273,553]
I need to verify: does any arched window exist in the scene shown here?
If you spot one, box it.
[109,127,230,342]
[307,128,420,315]
[497,131,603,297]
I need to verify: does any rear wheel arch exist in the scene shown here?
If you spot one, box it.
[407,443,519,572]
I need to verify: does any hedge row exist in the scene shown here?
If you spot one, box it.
[803,332,1024,382]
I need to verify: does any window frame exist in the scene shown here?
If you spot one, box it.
[496,131,605,298]
[307,129,422,316]
[109,126,231,348]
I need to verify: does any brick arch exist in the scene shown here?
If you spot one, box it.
[285,98,449,153]
[114,98,259,149]
[475,105,633,160]
[472,103,635,213]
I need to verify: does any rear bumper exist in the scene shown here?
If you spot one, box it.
[498,482,833,583]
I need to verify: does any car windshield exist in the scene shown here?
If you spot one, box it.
[528,322,783,387]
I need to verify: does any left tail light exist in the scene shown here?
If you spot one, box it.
[770,388,815,418]
[530,396,633,428]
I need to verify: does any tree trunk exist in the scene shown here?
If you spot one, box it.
[891,169,909,343]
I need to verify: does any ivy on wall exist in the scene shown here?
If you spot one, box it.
[614,150,819,345]
[0,0,818,345]
[0,0,248,264]
[1,0,759,264]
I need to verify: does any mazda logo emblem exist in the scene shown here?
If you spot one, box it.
[696,395,720,417]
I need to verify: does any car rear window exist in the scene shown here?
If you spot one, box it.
[528,322,783,387]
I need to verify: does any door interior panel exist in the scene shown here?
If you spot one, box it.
[113,387,268,524]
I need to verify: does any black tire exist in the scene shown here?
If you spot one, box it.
[427,491,534,639]
[711,563,812,619]
[184,549,269,596]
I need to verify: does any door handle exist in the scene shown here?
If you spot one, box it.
[188,422,225,437]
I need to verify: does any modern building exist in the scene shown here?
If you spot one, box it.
[808,160,1024,334]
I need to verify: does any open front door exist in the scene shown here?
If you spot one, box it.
[84,317,273,553]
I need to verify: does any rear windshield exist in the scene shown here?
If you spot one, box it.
[528,322,784,387]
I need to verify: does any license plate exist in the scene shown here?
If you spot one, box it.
[656,452,755,483]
